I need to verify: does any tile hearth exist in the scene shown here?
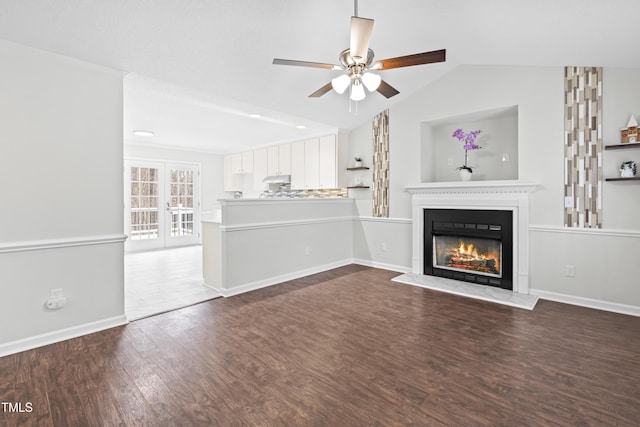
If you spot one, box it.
[392,272,538,310]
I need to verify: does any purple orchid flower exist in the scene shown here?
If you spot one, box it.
[452,128,482,172]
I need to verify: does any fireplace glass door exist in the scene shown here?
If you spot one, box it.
[433,236,502,278]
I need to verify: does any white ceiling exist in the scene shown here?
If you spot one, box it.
[1,0,638,153]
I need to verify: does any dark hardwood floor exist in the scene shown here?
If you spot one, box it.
[2,265,639,426]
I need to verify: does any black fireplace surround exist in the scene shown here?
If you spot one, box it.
[424,209,513,290]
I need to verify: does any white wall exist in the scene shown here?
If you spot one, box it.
[124,144,225,213]
[388,65,564,222]
[349,64,640,313]
[207,199,354,295]
[431,113,519,182]
[601,68,640,230]
[0,40,126,354]
[346,124,374,216]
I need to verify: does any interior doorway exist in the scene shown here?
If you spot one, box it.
[124,160,200,252]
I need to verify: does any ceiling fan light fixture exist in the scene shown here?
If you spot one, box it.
[350,80,366,101]
[362,72,381,91]
[350,16,374,64]
[331,74,351,94]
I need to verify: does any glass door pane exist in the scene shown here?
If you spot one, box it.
[125,161,200,251]
[125,161,165,252]
[131,166,159,240]
[165,164,199,247]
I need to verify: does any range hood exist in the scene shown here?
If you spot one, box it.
[262,174,291,184]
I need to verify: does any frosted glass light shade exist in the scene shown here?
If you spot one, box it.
[350,81,366,101]
[362,72,381,91]
[331,74,351,94]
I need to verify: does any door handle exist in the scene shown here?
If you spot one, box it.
[166,202,171,211]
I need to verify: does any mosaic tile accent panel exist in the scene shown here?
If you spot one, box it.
[564,66,602,228]
[299,188,347,198]
[373,109,390,217]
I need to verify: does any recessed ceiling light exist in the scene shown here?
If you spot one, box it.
[249,113,262,118]
[133,130,154,137]
[296,125,306,129]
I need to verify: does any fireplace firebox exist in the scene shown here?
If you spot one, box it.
[424,209,513,290]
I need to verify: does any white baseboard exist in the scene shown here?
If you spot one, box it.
[219,259,354,297]
[0,315,128,357]
[352,258,411,274]
[531,289,640,317]
[202,282,223,293]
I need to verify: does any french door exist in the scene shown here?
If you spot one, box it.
[124,160,200,252]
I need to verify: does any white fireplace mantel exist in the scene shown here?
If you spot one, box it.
[406,180,538,295]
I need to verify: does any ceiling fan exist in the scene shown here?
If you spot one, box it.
[273,0,446,101]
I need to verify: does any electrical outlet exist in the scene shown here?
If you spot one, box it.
[304,246,311,256]
[565,265,575,277]
[447,158,453,166]
[46,288,67,310]
[380,242,388,252]
[50,288,64,299]
[564,197,574,208]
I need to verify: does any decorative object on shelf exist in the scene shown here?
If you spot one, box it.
[452,128,482,180]
[621,116,638,144]
[620,160,637,177]
[354,157,363,167]
[354,176,362,186]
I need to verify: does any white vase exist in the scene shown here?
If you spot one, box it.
[354,161,363,167]
[459,169,472,181]
[620,166,635,177]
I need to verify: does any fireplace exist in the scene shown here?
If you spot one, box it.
[424,209,513,290]
[407,181,537,295]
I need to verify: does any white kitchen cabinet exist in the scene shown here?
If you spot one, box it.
[304,138,320,189]
[267,146,279,176]
[291,141,306,189]
[318,134,336,188]
[224,154,242,191]
[231,151,253,174]
[253,148,268,191]
[267,143,292,176]
[278,143,292,175]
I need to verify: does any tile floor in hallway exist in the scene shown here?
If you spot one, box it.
[125,245,220,320]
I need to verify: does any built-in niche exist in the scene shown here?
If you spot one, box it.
[420,106,519,182]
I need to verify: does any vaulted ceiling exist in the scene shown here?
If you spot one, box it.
[1,0,638,152]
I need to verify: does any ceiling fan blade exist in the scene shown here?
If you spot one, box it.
[374,49,446,70]
[350,16,374,63]
[377,80,400,98]
[273,58,339,70]
[309,82,334,98]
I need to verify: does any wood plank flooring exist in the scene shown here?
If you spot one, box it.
[2,265,639,426]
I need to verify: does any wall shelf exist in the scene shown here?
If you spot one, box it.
[347,186,370,189]
[604,142,640,150]
[605,177,640,182]
[346,166,370,171]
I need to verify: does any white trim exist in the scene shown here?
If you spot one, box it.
[0,234,127,254]
[406,180,538,194]
[531,289,640,317]
[221,216,353,232]
[529,225,640,238]
[202,282,224,293]
[218,198,354,207]
[352,258,411,273]
[356,216,412,224]
[0,315,128,357]
[216,259,353,297]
